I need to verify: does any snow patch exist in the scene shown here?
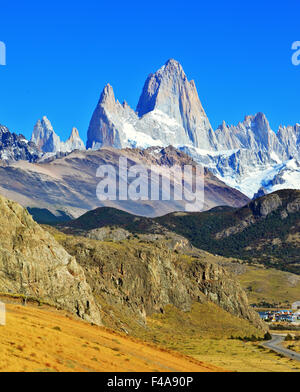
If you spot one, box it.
[122,122,164,148]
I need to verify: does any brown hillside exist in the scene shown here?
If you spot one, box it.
[0,303,222,372]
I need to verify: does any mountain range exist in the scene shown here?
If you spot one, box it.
[83,59,300,199]
[59,189,300,275]
[1,58,300,373]
[0,58,299,208]
[0,146,248,219]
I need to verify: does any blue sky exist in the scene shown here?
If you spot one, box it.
[0,0,299,142]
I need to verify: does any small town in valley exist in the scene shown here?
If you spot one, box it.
[259,302,300,324]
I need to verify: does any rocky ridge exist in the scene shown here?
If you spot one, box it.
[0,125,40,162]
[48,227,264,332]
[0,195,101,325]
[58,189,300,274]
[0,147,249,219]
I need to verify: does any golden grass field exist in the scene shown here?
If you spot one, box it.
[0,302,222,372]
[97,300,300,372]
[140,304,300,372]
[282,333,300,354]
[236,265,300,307]
[1,301,300,372]
[284,341,300,354]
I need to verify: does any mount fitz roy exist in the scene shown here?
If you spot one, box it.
[0,58,299,200]
[86,59,216,151]
[85,59,300,198]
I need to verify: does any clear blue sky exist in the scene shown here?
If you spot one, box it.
[0,0,299,142]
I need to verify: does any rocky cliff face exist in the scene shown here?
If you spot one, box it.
[215,113,282,155]
[251,193,283,218]
[0,193,265,337]
[136,59,217,149]
[51,231,264,331]
[31,116,85,154]
[0,195,101,325]
[277,123,300,160]
[64,127,86,151]
[86,84,123,149]
[31,116,62,153]
[0,125,40,162]
[216,190,300,240]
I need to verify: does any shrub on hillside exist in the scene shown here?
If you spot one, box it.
[264,332,272,341]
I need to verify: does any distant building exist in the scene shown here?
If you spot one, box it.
[294,310,300,319]
[292,301,300,310]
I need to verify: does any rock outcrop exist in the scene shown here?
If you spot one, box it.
[86,84,123,149]
[0,125,40,162]
[251,193,283,217]
[0,195,101,325]
[277,123,300,159]
[54,232,264,331]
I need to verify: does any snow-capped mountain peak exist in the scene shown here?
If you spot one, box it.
[0,124,40,162]
[31,116,61,153]
[84,60,300,198]
[99,83,116,108]
[31,116,85,154]
[64,127,85,151]
[136,59,217,149]
[186,111,300,198]
[136,59,187,118]
[86,59,217,151]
